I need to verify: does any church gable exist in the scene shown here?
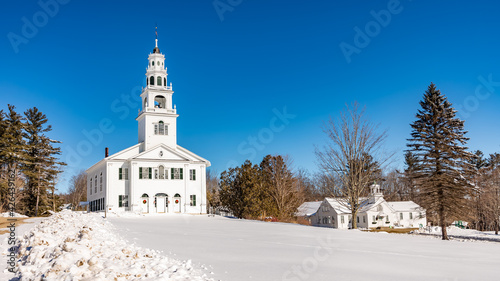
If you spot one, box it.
[107,143,142,160]
[133,144,189,161]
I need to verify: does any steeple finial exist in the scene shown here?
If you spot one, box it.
[155,24,158,47]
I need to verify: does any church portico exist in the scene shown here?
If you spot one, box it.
[86,32,210,215]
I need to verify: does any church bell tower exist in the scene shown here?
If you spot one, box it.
[136,32,178,151]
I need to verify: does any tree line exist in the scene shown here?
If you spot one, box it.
[208,83,500,239]
[0,105,65,216]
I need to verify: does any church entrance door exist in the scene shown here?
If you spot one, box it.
[174,193,181,213]
[155,193,167,213]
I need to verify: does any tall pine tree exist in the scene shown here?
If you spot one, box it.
[0,105,27,212]
[407,83,475,240]
[22,107,64,217]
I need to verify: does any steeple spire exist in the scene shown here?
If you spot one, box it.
[155,25,158,47]
[153,25,160,54]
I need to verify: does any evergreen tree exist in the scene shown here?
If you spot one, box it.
[401,151,419,201]
[21,107,65,217]
[407,83,475,240]
[219,160,261,219]
[0,105,27,212]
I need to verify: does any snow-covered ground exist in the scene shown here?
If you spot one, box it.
[109,214,500,281]
[2,211,213,280]
[415,226,500,242]
[3,212,499,280]
[1,212,28,218]
[0,216,44,280]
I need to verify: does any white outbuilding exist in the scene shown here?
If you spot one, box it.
[86,36,210,214]
[310,184,426,229]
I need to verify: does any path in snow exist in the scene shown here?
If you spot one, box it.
[108,214,500,281]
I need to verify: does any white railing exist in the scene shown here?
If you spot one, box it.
[138,107,176,115]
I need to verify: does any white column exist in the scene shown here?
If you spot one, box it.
[130,162,136,212]
[184,163,188,213]
[200,165,206,214]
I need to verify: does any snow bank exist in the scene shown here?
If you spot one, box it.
[1,212,28,218]
[14,210,214,280]
[414,226,500,242]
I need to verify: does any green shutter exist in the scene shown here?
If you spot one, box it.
[139,167,142,179]
[119,168,122,180]
[171,168,174,179]
[193,195,196,206]
[180,168,183,180]
[119,195,123,207]
[193,169,196,181]
[149,167,152,179]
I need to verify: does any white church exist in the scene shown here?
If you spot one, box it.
[86,37,210,214]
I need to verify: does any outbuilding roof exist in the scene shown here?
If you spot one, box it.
[296,201,322,217]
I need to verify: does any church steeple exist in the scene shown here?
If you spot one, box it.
[136,33,178,151]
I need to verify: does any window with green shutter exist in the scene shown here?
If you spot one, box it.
[119,195,123,207]
[190,195,196,206]
[190,169,196,181]
[139,167,143,179]
[119,168,122,180]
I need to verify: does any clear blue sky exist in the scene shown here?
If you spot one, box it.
[1,0,500,193]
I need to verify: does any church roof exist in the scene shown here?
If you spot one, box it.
[388,201,423,212]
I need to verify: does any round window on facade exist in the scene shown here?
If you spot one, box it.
[152,61,155,66]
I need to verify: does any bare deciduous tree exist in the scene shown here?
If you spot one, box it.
[206,169,220,213]
[67,170,87,211]
[315,102,392,229]
[261,155,302,220]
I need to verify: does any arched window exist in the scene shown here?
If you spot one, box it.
[159,165,165,179]
[159,121,165,135]
[100,172,103,191]
[90,178,92,195]
[164,78,166,86]
[141,193,149,198]
[147,77,149,85]
[154,95,165,108]
[152,61,155,66]
[150,76,154,86]
[157,76,162,86]
[143,98,147,109]
[94,175,97,193]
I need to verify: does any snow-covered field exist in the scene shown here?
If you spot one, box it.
[415,226,500,242]
[2,212,500,281]
[1,211,213,280]
[109,214,500,281]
